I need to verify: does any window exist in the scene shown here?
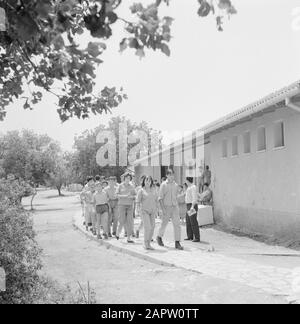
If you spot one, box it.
[243,131,251,154]
[232,136,238,156]
[257,127,266,151]
[222,139,228,158]
[274,122,285,148]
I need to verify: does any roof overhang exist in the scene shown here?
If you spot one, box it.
[134,81,300,166]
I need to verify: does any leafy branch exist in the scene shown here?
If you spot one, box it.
[0,0,236,122]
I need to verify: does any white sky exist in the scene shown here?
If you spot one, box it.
[1,0,300,150]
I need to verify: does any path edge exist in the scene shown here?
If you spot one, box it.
[72,213,177,269]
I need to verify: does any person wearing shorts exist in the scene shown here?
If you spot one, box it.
[105,176,119,237]
[93,183,110,240]
[116,173,136,243]
[80,177,95,232]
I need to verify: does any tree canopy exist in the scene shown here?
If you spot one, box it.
[71,115,162,182]
[0,130,63,186]
[0,0,236,122]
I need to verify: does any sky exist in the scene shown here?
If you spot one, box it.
[1,0,300,150]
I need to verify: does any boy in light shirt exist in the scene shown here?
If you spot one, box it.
[93,182,110,240]
[185,177,200,242]
[116,173,136,243]
[80,177,95,232]
[105,176,119,237]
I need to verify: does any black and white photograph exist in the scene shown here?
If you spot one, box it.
[0,0,300,309]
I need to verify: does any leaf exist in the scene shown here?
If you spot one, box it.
[130,3,144,14]
[198,1,211,17]
[23,100,31,110]
[16,12,39,41]
[53,35,65,50]
[164,16,174,26]
[106,12,118,24]
[227,6,237,15]
[119,39,128,52]
[136,48,145,59]
[87,42,106,57]
[160,43,170,56]
[218,0,232,10]
[129,38,140,49]
[35,1,53,19]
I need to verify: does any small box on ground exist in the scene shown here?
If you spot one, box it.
[197,205,214,227]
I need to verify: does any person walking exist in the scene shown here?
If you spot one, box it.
[93,182,110,240]
[105,176,119,237]
[80,177,95,232]
[135,175,146,239]
[185,177,200,242]
[136,176,159,250]
[157,169,183,250]
[116,173,136,243]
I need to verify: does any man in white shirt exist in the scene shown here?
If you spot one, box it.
[185,177,200,242]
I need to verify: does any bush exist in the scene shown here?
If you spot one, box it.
[0,176,97,304]
[0,196,42,303]
[0,175,33,205]
[0,176,41,304]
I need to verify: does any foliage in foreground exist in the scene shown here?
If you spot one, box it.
[33,278,97,304]
[0,0,236,121]
[0,176,96,304]
[0,187,42,303]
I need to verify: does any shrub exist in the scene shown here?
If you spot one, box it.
[0,202,42,304]
[0,175,33,205]
[0,176,41,303]
[0,176,97,304]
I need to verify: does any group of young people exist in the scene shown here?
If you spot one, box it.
[80,168,212,251]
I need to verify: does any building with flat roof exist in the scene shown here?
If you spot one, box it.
[133,81,300,239]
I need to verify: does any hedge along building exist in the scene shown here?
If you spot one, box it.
[133,81,300,239]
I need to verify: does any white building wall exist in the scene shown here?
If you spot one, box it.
[210,107,300,239]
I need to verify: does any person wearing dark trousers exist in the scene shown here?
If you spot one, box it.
[184,177,200,242]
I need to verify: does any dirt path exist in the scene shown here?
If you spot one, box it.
[24,190,287,304]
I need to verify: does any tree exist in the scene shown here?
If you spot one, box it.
[71,116,162,182]
[0,130,66,207]
[46,154,70,196]
[0,130,58,181]
[0,0,236,122]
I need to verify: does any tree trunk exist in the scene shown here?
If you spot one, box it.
[57,186,62,196]
[31,189,37,211]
